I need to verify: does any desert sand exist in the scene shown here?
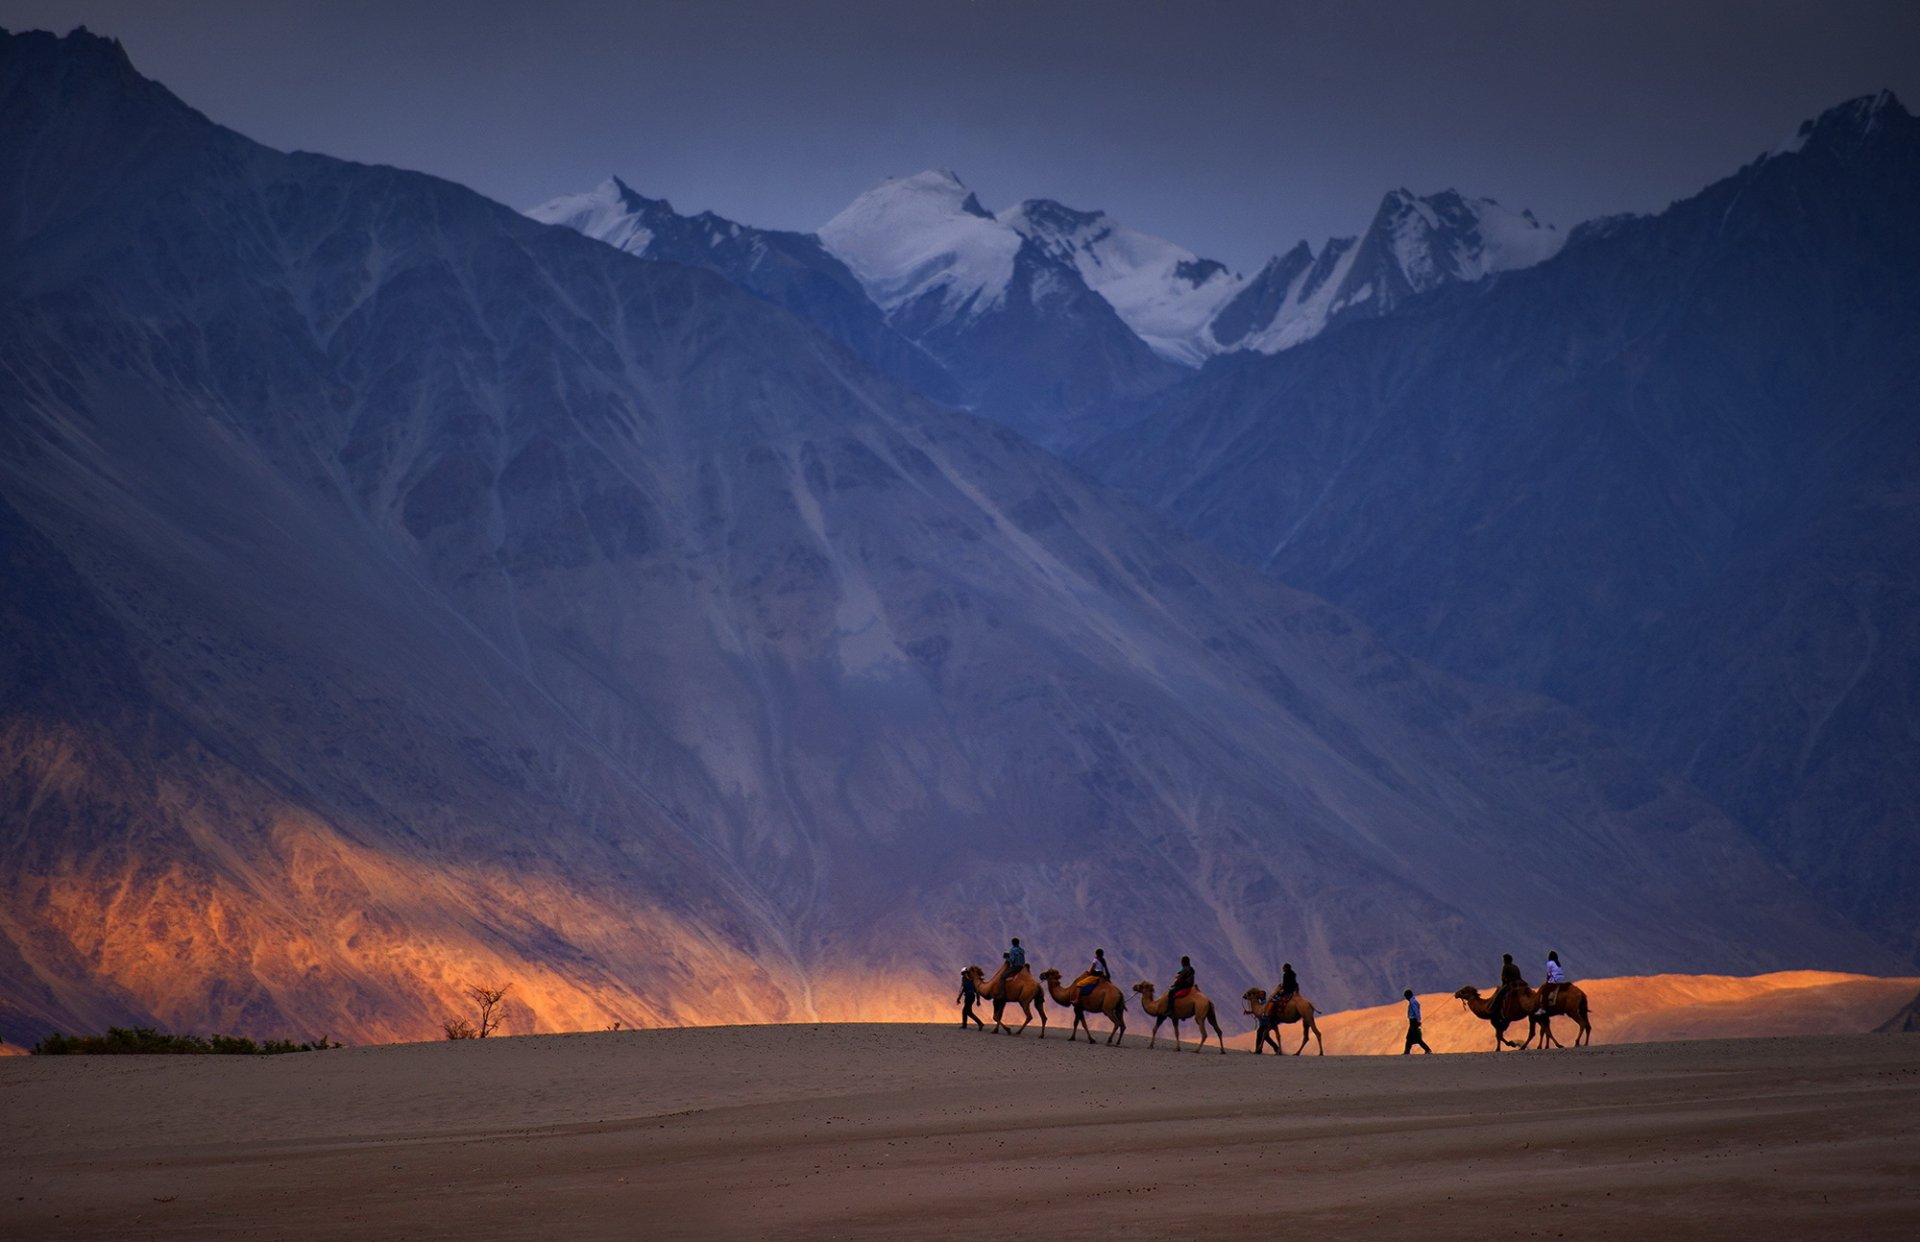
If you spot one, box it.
[1286,970,1920,1054]
[5,1017,1918,1241]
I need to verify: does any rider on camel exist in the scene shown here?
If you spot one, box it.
[1168,955,1196,1012]
[1536,951,1567,1015]
[1275,962,1299,1012]
[1077,948,1111,997]
[1007,938,1028,980]
[1490,952,1525,1024]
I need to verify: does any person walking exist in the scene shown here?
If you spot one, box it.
[957,968,983,1030]
[1402,989,1432,1054]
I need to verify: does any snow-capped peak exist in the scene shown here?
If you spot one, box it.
[817,170,1022,316]
[1373,188,1564,289]
[527,176,669,255]
[1001,198,1244,365]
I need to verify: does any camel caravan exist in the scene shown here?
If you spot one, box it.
[956,942,1593,1055]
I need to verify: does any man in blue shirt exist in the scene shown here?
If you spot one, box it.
[1403,989,1432,1054]
[1007,938,1028,977]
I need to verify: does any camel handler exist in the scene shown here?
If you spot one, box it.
[1536,951,1568,1015]
[956,968,984,1029]
[1402,989,1432,1054]
[1168,955,1196,1009]
[1489,952,1525,1021]
[1073,948,1112,998]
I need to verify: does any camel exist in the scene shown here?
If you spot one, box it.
[1131,982,1226,1054]
[1241,988,1325,1055]
[1039,969,1128,1046]
[1453,983,1579,1051]
[1455,983,1593,1049]
[964,964,1047,1037]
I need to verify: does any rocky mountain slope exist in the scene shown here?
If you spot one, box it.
[1082,91,1920,962]
[527,176,956,402]
[0,28,1896,1045]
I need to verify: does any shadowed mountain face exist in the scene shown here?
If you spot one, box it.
[527,177,958,405]
[0,29,1897,1045]
[1081,93,1920,961]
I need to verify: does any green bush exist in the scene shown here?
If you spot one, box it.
[30,1027,340,1055]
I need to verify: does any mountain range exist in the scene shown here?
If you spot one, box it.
[0,26,1912,1048]
[533,167,1564,444]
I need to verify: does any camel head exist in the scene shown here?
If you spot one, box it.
[1039,968,1062,985]
[1242,988,1269,1014]
[1453,986,1483,1003]
[963,965,986,983]
[1131,981,1156,998]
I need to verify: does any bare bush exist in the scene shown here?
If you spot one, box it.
[442,981,511,1040]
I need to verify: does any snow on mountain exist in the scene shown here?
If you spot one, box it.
[1000,199,1246,365]
[1212,189,1563,354]
[527,176,667,253]
[816,169,1022,324]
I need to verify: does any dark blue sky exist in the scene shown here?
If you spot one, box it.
[6,0,1917,269]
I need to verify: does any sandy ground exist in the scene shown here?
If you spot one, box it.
[4,1023,1917,1241]
[1279,970,1920,1055]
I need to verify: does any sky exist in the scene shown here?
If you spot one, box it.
[4,0,1917,271]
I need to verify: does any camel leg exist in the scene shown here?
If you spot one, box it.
[1013,1000,1034,1036]
[1110,1008,1126,1046]
[1038,997,1047,1039]
[1148,1015,1163,1049]
[1293,1021,1308,1056]
[1210,1013,1226,1054]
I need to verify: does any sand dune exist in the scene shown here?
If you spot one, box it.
[6,1020,1917,1240]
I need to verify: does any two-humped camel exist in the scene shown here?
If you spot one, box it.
[1240,988,1325,1055]
[1039,969,1127,1045]
[1454,982,1592,1050]
[964,964,1047,1037]
[1131,982,1226,1054]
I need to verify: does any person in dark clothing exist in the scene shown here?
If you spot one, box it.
[1007,938,1028,977]
[1489,952,1525,1027]
[1167,955,1196,1014]
[1402,989,1432,1054]
[1276,962,1299,1010]
[956,969,983,1029]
